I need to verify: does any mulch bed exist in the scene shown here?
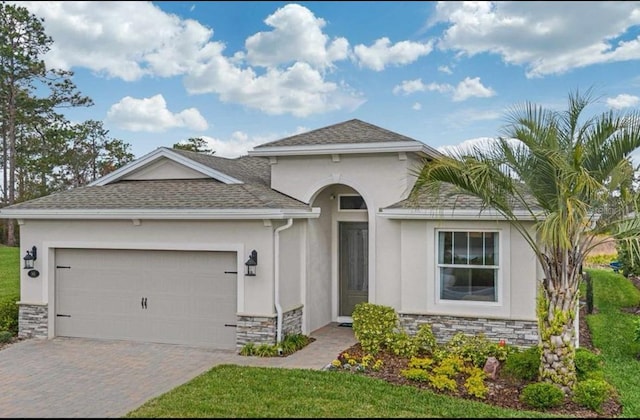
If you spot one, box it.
[336,301,623,418]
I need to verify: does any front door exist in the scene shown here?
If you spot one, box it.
[339,222,369,317]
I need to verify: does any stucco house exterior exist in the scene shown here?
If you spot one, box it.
[0,119,540,351]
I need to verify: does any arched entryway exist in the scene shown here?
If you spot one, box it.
[305,183,371,332]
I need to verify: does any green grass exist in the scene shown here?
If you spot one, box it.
[0,246,19,298]
[585,269,640,418]
[125,365,557,418]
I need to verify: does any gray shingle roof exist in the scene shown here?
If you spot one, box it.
[168,148,271,186]
[254,119,421,148]
[5,179,309,210]
[387,182,540,212]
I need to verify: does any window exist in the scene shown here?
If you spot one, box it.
[438,231,498,302]
[339,195,367,210]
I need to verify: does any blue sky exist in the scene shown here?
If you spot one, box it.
[15,1,640,159]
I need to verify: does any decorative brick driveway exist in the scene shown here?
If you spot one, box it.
[0,324,355,418]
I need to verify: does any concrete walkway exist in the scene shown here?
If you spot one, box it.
[0,323,356,418]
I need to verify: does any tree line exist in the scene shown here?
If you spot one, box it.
[0,2,134,245]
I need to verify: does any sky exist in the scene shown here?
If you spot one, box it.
[12,1,640,160]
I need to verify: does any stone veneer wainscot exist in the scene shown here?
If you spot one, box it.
[236,305,303,351]
[399,313,539,347]
[18,303,48,339]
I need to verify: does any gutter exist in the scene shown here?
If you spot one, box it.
[274,218,294,345]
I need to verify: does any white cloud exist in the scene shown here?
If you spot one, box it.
[438,137,499,156]
[244,3,349,69]
[18,1,217,81]
[185,60,365,117]
[201,131,264,158]
[393,77,494,102]
[354,37,433,71]
[451,77,496,102]
[412,102,422,111]
[203,126,311,158]
[432,1,640,77]
[106,94,208,132]
[606,94,640,109]
[438,65,453,74]
[392,79,451,95]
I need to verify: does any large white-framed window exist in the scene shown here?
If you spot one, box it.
[437,230,499,303]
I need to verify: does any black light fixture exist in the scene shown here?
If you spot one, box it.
[245,250,258,276]
[23,246,37,269]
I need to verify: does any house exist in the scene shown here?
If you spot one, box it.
[0,119,539,350]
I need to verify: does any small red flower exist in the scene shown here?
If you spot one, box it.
[498,339,506,347]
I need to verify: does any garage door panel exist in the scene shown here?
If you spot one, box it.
[55,249,237,349]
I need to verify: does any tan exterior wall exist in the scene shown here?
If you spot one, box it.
[271,153,416,326]
[18,218,279,338]
[398,219,538,321]
[277,220,304,314]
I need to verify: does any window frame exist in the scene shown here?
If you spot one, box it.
[435,229,502,305]
[337,194,367,212]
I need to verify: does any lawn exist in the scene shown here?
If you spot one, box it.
[0,246,19,298]
[585,269,640,418]
[127,269,640,418]
[125,364,555,418]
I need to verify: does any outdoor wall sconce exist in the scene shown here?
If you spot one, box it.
[23,246,40,278]
[23,246,37,269]
[245,250,258,276]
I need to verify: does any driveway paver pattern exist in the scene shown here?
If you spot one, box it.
[0,323,355,418]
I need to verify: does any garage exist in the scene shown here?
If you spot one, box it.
[55,248,238,349]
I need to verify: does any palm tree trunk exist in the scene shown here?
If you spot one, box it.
[538,281,579,393]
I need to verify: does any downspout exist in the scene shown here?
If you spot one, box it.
[274,218,294,344]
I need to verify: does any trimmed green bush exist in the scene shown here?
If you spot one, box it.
[414,323,437,354]
[0,330,13,343]
[502,346,541,381]
[575,348,603,381]
[352,303,398,355]
[519,382,565,410]
[0,295,18,335]
[572,379,614,413]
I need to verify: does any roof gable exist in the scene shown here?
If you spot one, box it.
[249,119,442,159]
[254,119,420,148]
[89,148,243,186]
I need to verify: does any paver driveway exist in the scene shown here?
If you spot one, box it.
[0,324,355,418]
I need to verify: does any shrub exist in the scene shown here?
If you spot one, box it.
[254,343,278,357]
[572,379,614,413]
[400,367,430,382]
[502,346,541,381]
[520,382,565,410]
[388,331,420,358]
[617,240,640,277]
[414,323,437,354]
[0,330,13,343]
[445,332,500,368]
[463,367,488,399]
[239,342,255,356]
[575,348,603,381]
[0,295,19,335]
[352,303,398,355]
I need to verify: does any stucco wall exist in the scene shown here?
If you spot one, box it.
[398,219,538,321]
[306,190,333,333]
[272,153,417,325]
[277,220,304,314]
[18,219,277,330]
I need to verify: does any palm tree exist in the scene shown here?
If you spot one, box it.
[412,88,640,392]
